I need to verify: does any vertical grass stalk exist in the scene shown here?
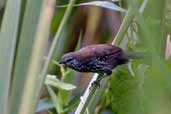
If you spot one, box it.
[18,0,56,114]
[0,0,22,114]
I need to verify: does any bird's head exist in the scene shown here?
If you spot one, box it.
[59,52,79,68]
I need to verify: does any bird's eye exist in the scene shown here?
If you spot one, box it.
[66,57,73,62]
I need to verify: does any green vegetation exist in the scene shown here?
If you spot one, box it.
[0,0,171,114]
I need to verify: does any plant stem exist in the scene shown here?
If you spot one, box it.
[75,0,145,113]
[112,7,134,46]
[36,0,76,109]
[38,0,75,91]
[18,1,56,114]
[75,5,136,114]
[74,74,98,114]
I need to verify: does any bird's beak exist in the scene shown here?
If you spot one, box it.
[59,60,65,64]
[59,60,67,66]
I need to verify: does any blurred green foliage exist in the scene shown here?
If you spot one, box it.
[1,0,171,114]
[41,0,171,114]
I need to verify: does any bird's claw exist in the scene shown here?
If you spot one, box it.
[89,80,100,89]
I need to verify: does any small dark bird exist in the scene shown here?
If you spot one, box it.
[59,44,141,87]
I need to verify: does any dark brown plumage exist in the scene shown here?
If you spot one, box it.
[59,44,144,87]
[59,44,128,75]
[59,44,132,87]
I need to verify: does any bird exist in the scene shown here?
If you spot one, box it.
[59,44,142,87]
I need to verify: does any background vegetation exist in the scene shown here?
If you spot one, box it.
[0,0,171,114]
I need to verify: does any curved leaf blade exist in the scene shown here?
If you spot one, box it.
[58,1,127,13]
[45,75,76,91]
[79,1,127,13]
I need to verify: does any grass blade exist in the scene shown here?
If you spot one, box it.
[58,1,127,13]
[47,86,63,113]
[8,0,51,114]
[79,1,127,13]
[0,0,22,114]
[18,0,56,114]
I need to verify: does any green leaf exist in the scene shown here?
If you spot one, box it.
[58,70,74,105]
[79,1,127,13]
[47,86,63,113]
[48,111,55,114]
[0,0,6,11]
[165,0,171,35]
[45,74,76,91]
[63,95,80,113]
[110,66,144,114]
[59,1,127,13]
[36,98,54,113]
[0,0,22,113]
[8,0,55,114]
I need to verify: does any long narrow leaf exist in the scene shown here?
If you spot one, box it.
[0,0,6,10]
[79,1,127,13]
[59,1,127,13]
[8,0,47,114]
[18,0,56,114]
[36,98,54,113]
[0,0,22,114]
[47,86,63,113]
[38,0,76,106]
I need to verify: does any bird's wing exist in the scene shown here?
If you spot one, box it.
[77,44,122,60]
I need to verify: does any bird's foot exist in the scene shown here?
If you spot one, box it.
[89,80,100,89]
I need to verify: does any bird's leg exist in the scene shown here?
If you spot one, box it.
[90,68,112,89]
[91,73,108,88]
[89,62,112,89]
